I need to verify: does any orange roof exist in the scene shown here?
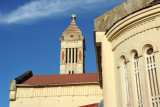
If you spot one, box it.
[21,73,98,85]
[79,103,98,107]
[63,18,82,34]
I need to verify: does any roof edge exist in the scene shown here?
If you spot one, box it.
[79,103,98,107]
[17,82,100,87]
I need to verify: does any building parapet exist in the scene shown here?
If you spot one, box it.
[94,0,153,31]
[9,70,33,101]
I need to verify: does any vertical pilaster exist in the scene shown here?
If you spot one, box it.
[126,61,135,107]
[9,80,16,101]
[154,52,160,94]
[116,67,123,107]
[102,35,117,107]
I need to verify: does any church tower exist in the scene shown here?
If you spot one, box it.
[60,14,85,74]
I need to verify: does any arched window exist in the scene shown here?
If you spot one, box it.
[72,71,74,74]
[133,53,143,106]
[69,71,71,74]
[123,58,130,107]
[145,48,160,106]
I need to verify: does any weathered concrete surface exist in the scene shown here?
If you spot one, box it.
[94,0,153,31]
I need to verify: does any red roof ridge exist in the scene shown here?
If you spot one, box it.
[33,73,97,76]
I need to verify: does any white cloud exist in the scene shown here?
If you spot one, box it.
[0,0,105,24]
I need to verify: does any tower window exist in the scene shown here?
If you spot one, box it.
[66,48,68,63]
[76,48,78,63]
[69,48,71,63]
[73,48,74,63]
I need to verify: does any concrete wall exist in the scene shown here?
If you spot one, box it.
[94,0,153,31]
[95,31,117,107]
[10,85,103,107]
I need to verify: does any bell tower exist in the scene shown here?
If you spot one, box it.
[60,14,85,74]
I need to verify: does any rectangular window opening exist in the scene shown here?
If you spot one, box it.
[73,48,74,63]
[69,48,71,63]
[66,48,68,63]
[76,48,78,63]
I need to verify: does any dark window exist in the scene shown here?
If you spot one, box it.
[69,48,71,63]
[76,48,78,63]
[66,48,68,63]
[134,53,138,59]
[73,48,74,63]
[147,48,153,55]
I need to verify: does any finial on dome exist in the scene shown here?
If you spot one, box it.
[71,14,76,19]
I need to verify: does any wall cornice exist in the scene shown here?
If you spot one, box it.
[94,0,153,31]
[16,82,100,87]
[106,4,160,51]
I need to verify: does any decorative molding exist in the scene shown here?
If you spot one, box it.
[138,55,143,58]
[112,16,158,51]
[16,82,99,87]
[139,40,159,55]
[78,48,83,63]
[105,4,160,51]
[154,50,159,53]
[60,48,66,64]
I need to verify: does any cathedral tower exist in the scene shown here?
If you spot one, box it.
[60,14,85,74]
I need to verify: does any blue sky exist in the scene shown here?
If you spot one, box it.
[0,0,125,106]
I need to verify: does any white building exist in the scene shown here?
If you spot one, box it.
[94,0,160,107]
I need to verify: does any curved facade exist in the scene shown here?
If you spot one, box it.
[94,1,160,107]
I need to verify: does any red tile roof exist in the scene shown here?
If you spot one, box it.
[63,19,82,34]
[79,103,98,107]
[21,73,98,85]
